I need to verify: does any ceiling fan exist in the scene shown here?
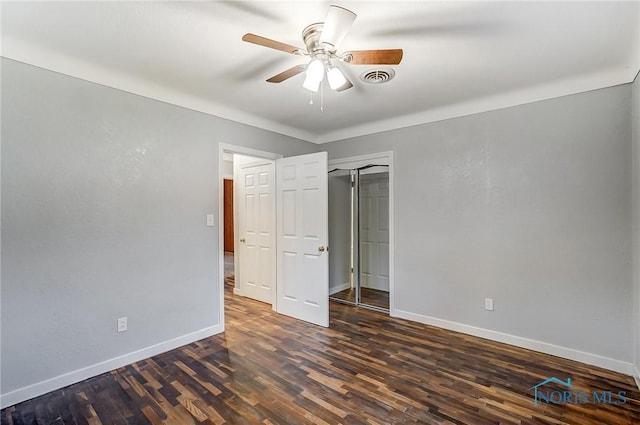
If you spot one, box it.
[242,5,403,93]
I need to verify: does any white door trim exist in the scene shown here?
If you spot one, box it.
[217,143,283,328]
[328,151,395,315]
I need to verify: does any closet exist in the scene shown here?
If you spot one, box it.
[328,164,390,312]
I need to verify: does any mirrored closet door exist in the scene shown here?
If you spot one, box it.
[328,165,389,312]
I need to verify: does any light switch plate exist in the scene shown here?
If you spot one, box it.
[206,214,214,227]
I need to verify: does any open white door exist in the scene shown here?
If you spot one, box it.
[236,159,276,305]
[276,152,329,327]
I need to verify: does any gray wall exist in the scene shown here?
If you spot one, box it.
[0,58,315,397]
[633,72,640,372]
[324,85,633,362]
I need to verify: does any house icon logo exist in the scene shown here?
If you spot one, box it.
[529,377,572,406]
[528,377,627,406]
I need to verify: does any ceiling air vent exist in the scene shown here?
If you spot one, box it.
[360,68,395,84]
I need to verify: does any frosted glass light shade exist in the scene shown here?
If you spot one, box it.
[327,66,347,90]
[303,74,321,92]
[306,59,325,82]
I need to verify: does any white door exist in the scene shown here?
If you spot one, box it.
[237,159,276,305]
[359,173,390,291]
[276,152,329,327]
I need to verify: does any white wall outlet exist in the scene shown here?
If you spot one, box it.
[485,298,494,311]
[117,317,128,333]
[206,214,214,227]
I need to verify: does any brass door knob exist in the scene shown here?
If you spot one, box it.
[318,245,326,252]
[240,238,246,243]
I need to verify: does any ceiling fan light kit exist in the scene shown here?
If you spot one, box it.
[241,4,403,101]
[327,66,347,90]
[303,73,321,92]
[306,59,325,81]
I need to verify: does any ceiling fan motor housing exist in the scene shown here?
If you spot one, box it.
[303,23,333,60]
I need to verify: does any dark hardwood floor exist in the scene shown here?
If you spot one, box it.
[3,281,640,424]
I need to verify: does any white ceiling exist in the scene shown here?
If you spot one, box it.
[2,1,639,144]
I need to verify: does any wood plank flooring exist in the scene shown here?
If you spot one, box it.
[3,282,640,425]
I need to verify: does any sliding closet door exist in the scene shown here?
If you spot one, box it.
[327,153,393,313]
[328,170,353,300]
[359,171,390,310]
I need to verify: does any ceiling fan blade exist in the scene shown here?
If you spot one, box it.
[266,65,306,83]
[242,33,302,55]
[343,49,403,65]
[319,5,356,50]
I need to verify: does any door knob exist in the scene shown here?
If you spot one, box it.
[318,245,327,252]
[240,238,246,243]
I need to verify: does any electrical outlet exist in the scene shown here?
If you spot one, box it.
[117,317,128,333]
[485,298,494,311]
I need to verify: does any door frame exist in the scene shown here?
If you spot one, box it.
[328,151,395,315]
[217,143,282,329]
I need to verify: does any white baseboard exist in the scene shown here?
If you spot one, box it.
[330,282,351,295]
[393,309,635,376]
[633,365,640,390]
[0,324,223,409]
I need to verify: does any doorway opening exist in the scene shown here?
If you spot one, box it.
[223,174,235,290]
[218,145,330,328]
[218,144,282,329]
[328,152,394,314]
